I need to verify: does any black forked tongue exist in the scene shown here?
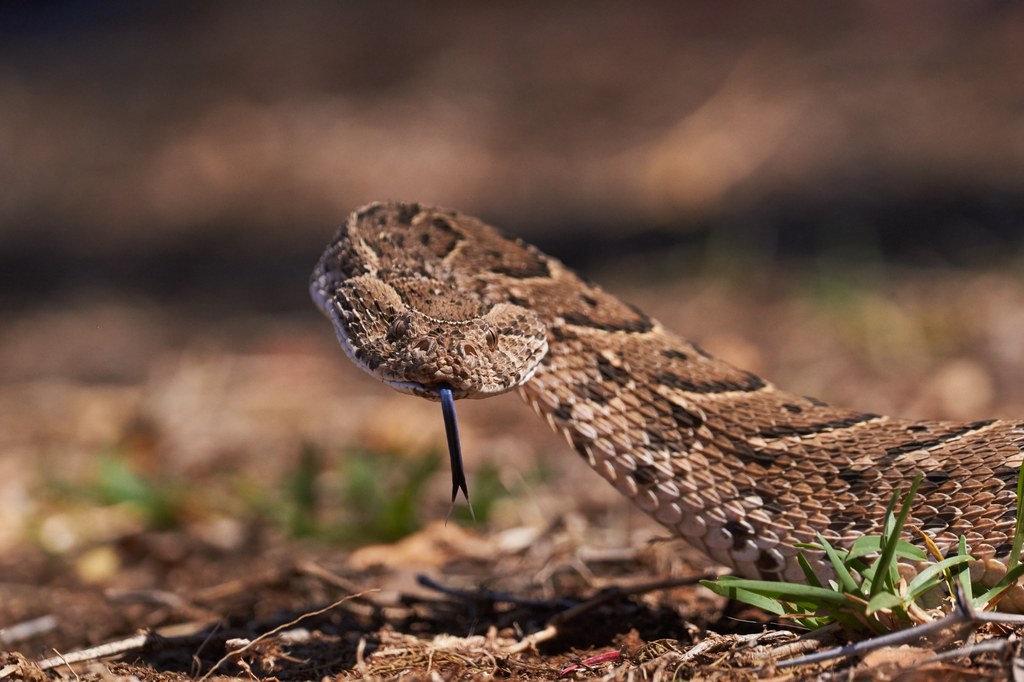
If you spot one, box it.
[439,385,474,520]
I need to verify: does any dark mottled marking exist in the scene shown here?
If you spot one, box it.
[357,203,385,221]
[669,403,703,429]
[596,355,632,385]
[645,427,673,446]
[782,403,803,414]
[583,382,614,404]
[657,370,766,394]
[995,542,1015,557]
[580,293,598,307]
[907,424,930,433]
[568,429,592,458]
[924,470,951,485]
[396,203,420,225]
[727,435,781,467]
[837,468,865,485]
[562,310,654,334]
[489,254,552,279]
[724,520,754,550]
[883,420,997,460]
[1001,507,1019,522]
[921,508,958,532]
[828,515,853,533]
[920,516,949,532]
[554,402,573,421]
[691,343,714,359]
[756,550,782,573]
[548,325,575,342]
[849,516,875,533]
[662,349,690,362]
[755,413,879,439]
[994,466,1020,486]
[632,464,659,488]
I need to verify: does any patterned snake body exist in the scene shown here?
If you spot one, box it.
[311,201,1024,607]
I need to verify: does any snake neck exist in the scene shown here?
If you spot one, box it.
[518,315,1024,585]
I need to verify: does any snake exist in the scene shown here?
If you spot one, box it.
[310,201,1024,610]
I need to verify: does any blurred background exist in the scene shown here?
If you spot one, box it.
[3,0,1024,605]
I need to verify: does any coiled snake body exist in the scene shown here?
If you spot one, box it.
[311,201,1024,608]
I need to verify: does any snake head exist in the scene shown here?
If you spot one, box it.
[317,273,549,400]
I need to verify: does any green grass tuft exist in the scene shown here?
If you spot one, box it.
[703,470,1024,633]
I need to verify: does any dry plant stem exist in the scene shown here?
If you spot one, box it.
[19,592,374,679]
[0,615,57,644]
[775,586,1024,670]
[684,630,796,664]
[197,590,375,681]
[25,622,216,675]
[918,637,1013,665]
[296,560,383,607]
[624,631,796,679]
[743,624,841,664]
[33,633,151,672]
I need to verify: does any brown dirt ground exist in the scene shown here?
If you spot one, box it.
[4,269,1024,680]
[4,3,1024,679]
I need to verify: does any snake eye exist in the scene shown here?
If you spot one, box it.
[484,328,498,350]
[387,315,411,341]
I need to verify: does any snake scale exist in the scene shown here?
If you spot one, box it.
[311,201,1024,610]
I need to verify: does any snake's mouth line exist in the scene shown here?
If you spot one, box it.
[383,379,470,401]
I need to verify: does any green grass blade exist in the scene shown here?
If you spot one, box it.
[865,591,902,615]
[708,577,853,606]
[1009,465,1024,570]
[797,552,824,588]
[848,535,927,562]
[816,533,861,595]
[955,536,974,605]
[905,555,973,602]
[701,580,787,615]
[869,475,923,600]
